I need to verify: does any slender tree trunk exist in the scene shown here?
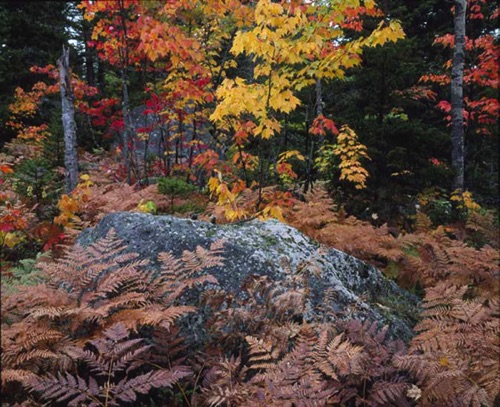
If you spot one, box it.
[315,77,323,117]
[158,125,167,175]
[118,0,132,184]
[188,118,198,170]
[451,0,467,191]
[303,78,323,193]
[176,113,183,165]
[166,123,172,176]
[97,59,106,93]
[58,46,79,193]
[121,67,132,184]
[81,17,95,87]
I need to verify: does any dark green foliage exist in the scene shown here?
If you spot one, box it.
[157,177,196,197]
[44,109,66,167]
[157,177,196,213]
[171,201,206,215]
[11,158,62,219]
[312,0,497,223]
[1,254,49,296]
[324,54,453,224]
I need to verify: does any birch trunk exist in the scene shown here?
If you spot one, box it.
[58,46,79,193]
[451,0,467,191]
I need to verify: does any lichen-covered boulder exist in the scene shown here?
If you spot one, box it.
[77,212,419,342]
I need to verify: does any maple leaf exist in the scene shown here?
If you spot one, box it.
[0,165,14,174]
[278,150,305,163]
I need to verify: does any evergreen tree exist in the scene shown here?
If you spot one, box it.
[323,0,459,223]
[0,0,69,147]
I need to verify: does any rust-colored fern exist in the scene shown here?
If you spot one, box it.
[1,230,224,405]
[395,282,500,406]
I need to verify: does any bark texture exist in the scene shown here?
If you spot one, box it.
[118,0,132,184]
[58,46,79,193]
[451,0,467,191]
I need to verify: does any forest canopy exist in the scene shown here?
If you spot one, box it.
[1,1,498,210]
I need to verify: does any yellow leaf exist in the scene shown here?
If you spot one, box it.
[225,208,248,222]
[278,150,305,163]
[260,205,284,222]
[58,194,79,213]
[208,176,220,194]
[137,200,157,214]
[2,232,24,248]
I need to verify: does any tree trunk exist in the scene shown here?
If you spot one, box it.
[451,0,467,191]
[118,0,132,184]
[303,78,323,193]
[58,46,79,193]
[81,15,95,86]
[121,68,132,185]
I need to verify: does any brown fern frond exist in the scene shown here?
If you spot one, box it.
[1,284,72,323]
[89,263,147,299]
[287,190,405,274]
[370,380,410,406]
[397,279,500,406]
[152,241,224,304]
[2,227,233,406]
[141,326,188,368]
[112,366,192,404]
[245,338,335,406]
[465,210,500,248]
[92,292,150,318]
[313,332,363,379]
[79,333,148,377]
[37,229,127,290]
[162,275,219,305]
[201,356,249,407]
[1,369,37,385]
[107,305,196,332]
[24,372,100,406]
[204,385,248,407]
[414,212,433,233]
[13,349,61,366]
[284,185,338,233]
[246,335,280,370]
[27,306,68,320]
[1,323,69,368]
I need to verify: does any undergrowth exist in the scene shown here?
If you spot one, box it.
[1,167,499,406]
[1,213,498,406]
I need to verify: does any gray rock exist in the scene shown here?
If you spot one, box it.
[77,212,419,342]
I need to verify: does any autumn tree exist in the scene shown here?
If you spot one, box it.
[7,65,98,153]
[209,0,404,216]
[0,1,69,148]
[79,0,146,184]
[68,0,498,220]
[417,0,499,199]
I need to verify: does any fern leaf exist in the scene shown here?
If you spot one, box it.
[112,366,192,403]
[1,368,37,384]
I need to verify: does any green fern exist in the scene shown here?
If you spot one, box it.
[1,253,49,295]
